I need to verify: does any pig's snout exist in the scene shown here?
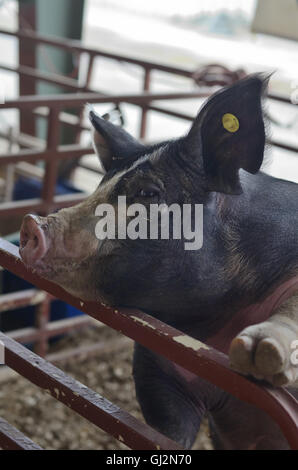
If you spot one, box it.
[20,214,48,266]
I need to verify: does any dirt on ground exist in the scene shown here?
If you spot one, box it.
[0,324,213,450]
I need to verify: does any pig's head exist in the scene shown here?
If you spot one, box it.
[19,75,267,316]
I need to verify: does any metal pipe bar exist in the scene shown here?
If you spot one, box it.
[7,315,93,344]
[0,238,297,449]
[34,295,50,357]
[0,130,44,149]
[0,90,209,110]
[0,417,43,450]
[0,63,92,93]
[0,289,46,313]
[0,144,93,165]
[0,198,46,216]
[0,192,88,217]
[18,2,36,137]
[268,139,298,154]
[33,108,90,132]
[139,68,151,139]
[0,28,194,78]
[0,331,181,450]
[46,336,130,365]
[41,108,60,208]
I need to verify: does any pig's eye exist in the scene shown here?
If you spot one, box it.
[136,186,160,199]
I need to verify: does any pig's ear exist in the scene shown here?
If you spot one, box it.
[89,110,145,172]
[187,74,268,194]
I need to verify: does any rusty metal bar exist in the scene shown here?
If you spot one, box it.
[147,105,195,122]
[33,105,192,133]
[0,331,181,450]
[0,63,92,93]
[7,315,92,344]
[139,68,151,139]
[85,54,96,87]
[34,295,51,357]
[0,289,46,313]
[268,139,298,153]
[74,53,97,144]
[33,107,89,131]
[46,336,130,365]
[0,288,96,348]
[0,90,208,110]
[18,4,36,137]
[0,144,93,165]
[0,28,194,79]
[0,238,297,449]
[41,107,61,211]
[0,130,44,149]
[0,417,43,450]
[0,192,88,218]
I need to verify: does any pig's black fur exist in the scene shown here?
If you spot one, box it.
[89,75,298,449]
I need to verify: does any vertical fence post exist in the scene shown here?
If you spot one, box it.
[74,53,95,145]
[85,53,95,89]
[34,294,51,357]
[41,107,60,213]
[18,0,37,137]
[139,68,151,140]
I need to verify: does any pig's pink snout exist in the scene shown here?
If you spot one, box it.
[20,214,48,266]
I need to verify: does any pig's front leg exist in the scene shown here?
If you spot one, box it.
[229,291,298,386]
[133,344,204,449]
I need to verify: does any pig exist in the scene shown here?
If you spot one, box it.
[19,74,298,450]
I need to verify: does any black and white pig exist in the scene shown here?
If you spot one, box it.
[19,75,298,449]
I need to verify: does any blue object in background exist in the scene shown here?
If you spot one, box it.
[13,176,83,200]
[1,268,84,333]
[0,176,85,335]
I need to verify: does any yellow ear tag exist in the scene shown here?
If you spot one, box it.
[222,113,239,133]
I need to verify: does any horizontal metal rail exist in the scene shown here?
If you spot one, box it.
[0,417,43,450]
[0,28,293,105]
[0,28,195,78]
[46,335,131,365]
[0,90,208,110]
[0,331,181,450]
[0,63,92,93]
[0,289,45,313]
[0,238,297,449]
[6,315,92,344]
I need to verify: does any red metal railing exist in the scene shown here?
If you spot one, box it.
[0,238,298,450]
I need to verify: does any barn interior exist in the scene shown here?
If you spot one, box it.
[0,0,297,450]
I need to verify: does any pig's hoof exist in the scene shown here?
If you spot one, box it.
[229,321,298,386]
